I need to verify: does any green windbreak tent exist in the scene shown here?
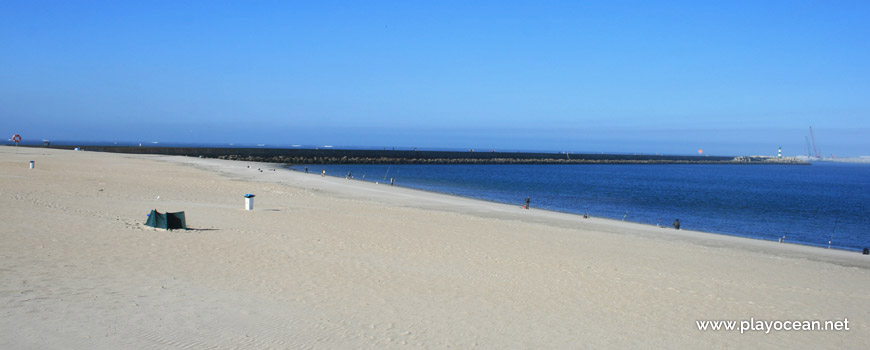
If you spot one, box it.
[145,210,187,230]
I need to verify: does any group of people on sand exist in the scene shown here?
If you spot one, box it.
[306,167,394,186]
[304,171,686,230]
[521,196,683,230]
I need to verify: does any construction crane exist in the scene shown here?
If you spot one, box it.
[804,136,812,157]
[809,126,821,158]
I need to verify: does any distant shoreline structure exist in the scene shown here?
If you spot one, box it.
[21,145,810,165]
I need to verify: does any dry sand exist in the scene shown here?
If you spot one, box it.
[2,146,868,349]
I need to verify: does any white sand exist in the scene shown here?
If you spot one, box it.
[2,147,868,349]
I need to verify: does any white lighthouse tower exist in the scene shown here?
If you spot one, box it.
[778,146,782,158]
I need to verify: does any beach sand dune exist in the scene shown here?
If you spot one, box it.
[2,147,868,349]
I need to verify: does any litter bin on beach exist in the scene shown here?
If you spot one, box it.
[29,160,34,169]
[244,194,255,210]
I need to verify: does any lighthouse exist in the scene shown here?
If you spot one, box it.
[778,146,782,158]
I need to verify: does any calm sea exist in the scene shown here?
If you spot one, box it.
[295,162,870,251]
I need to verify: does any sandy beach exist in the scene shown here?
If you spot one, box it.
[2,146,868,349]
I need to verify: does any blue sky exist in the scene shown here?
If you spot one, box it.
[2,1,868,156]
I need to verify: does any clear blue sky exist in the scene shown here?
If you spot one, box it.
[2,0,868,156]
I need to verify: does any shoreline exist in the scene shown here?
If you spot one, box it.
[175,154,866,267]
[2,147,867,348]
[288,164,865,255]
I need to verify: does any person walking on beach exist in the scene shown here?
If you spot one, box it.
[390,178,394,186]
[305,167,309,173]
[524,196,530,209]
[321,170,325,177]
[673,219,681,230]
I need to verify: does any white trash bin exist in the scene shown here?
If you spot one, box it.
[29,160,34,169]
[244,194,255,210]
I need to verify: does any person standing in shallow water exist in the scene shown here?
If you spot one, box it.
[524,196,530,209]
[673,219,681,230]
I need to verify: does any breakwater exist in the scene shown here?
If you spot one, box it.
[40,145,808,165]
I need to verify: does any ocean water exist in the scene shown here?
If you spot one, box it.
[295,162,870,251]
